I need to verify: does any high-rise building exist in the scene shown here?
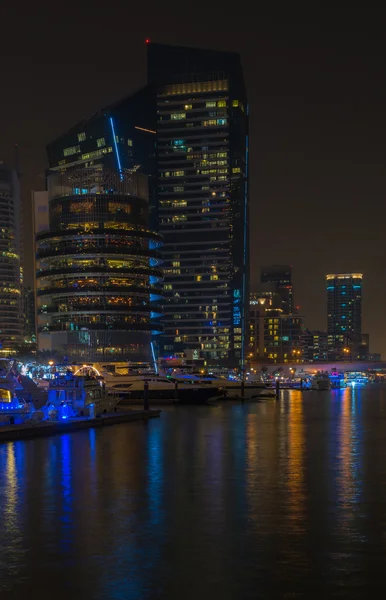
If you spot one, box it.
[0,164,22,353]
[36,167,162,362]
[36,88,163,362]
[147,42,249,366]
[301,329,329,363]
[248,292,303,363]
[261,265,293,313]
[326,273,363,359]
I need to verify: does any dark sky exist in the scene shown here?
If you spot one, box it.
[1,4,386,353]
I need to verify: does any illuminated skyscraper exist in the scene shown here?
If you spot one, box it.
[326,273,363,359]
[0,164,22,353]
[261,265,293,313]
[36,90,162,362]
[148,42,249,366]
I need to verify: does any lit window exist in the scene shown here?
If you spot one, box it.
[127,139,133,146]
[217,100,227,107]
[172,200,187,207]
[81,147,113,160]
[232,100,239,107]
[184,104,192,110]
[97,137,105,148]
[217,119,227,126]
[63,145,80,157]
[232,167,241,173]
[78,132,86,142]
[171,112,186,120]
[173,139,185,146]
[210,275,219,281]
[108,202,131,214]
[196,275,202,282]
[172,261,180,267]
[173,186,184,192]
[173,170,184,177]
[206,101,216,108]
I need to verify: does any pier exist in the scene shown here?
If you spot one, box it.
[0,410,160,443]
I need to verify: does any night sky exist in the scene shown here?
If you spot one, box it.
[1,5,385,354]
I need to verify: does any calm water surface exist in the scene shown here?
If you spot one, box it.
[2,387,386,598]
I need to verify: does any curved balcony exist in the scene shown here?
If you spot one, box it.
[38,321,162,333]
[36,245,162,261]
[36,266,163,280]
[39,303,157,315]
[36,227,162,243]
[37,284,156,298]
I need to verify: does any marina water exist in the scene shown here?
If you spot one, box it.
[2,386,386,598]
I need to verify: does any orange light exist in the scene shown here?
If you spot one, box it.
[135,125,156,134]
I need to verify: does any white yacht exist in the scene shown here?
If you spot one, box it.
[46,373,117,419]
[311,373,331,391]
[107,375,223,405]
[0,388,34,425]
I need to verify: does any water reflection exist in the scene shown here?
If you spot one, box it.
[2,392,386,597]
[286,391,306,532]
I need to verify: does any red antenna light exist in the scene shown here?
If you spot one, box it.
[145,38,150,44]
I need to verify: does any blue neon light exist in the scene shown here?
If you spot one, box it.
[151,341,158,373]
[109,116,123,180]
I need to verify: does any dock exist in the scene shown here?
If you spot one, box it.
[0,410,160,443]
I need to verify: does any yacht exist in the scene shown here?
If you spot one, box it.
[108,376,223,405]
[46,372,117,419]
[164,372,268,390]
[0,388,35,425]
[311,373,331,391]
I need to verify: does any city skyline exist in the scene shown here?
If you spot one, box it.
[1,9,385,353]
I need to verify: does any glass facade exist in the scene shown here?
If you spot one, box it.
[0,166,22,352]
[261,265,293,314]
[326,273,363,359]
[148,43,249,366]
[36,168,162,361]
[248,295,304,364]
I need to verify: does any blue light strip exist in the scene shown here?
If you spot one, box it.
[109,116,123,180]
[151,341,158,374]
[241,132,249,372]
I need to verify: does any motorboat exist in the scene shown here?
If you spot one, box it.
[46,373,118,419]
[164,372,268,390]
[108,376,223,405]
[0,388,35,425]
[311,373,331,391]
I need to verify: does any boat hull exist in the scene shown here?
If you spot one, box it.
[117,386,222,405]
